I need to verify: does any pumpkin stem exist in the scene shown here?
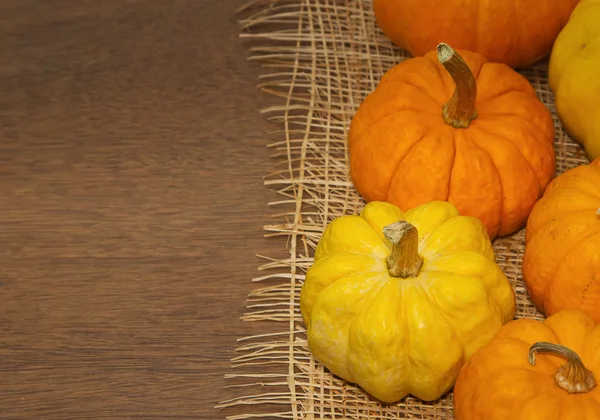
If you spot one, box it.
[596,207,600,216]
[383,221,423,278]
[528,341,597,393]
[437,43,478,129]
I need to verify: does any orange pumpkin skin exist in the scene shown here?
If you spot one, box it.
[523,158,600,322]
[348,47,556,240]
[373,0,581,69]
[454,309,600,420]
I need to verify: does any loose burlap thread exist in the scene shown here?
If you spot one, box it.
[218,1,591,418]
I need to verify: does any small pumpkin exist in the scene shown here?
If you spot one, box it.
[348,43,556,240]
[549,0,600,161]
[522,158,600,321]
[373,0,580,69]
[300,200,516,403]
[454,309,600,419]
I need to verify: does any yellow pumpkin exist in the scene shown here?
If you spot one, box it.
[300,201,516,403]
[549,0,600,160]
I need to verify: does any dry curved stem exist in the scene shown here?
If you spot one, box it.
[596,207,600,216]
[529,341,597,393]
[383,221,423,278]
[437,42,478,128]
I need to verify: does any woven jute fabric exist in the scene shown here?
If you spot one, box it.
[219,1,591,418]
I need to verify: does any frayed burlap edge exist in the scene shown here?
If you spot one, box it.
[217,1,590,419]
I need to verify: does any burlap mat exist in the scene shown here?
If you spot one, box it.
[219,1,591,418]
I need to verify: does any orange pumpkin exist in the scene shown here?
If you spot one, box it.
[373,0,581,69]
[454,309,600,419]
[348,43,556,240]
[522,158,600,321]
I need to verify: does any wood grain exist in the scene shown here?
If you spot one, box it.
[0,1,282,418]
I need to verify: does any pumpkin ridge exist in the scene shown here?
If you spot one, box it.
[524,213,599,304]
[399,79,445,111]
[416,275,469,361]
[375,0,579,68]
[346,277,410,401]
[564,223,600,261]
[348,273,400,328]
[399,278,410,389]
[423,268,506,339]
[582,398,600,414]
[375,60,449,107]
[359,203,404,243]
[554,59,600,147]
[384,130,438,203]
[547,166,600,198]
[469,365,557,411]
[472,123,542,192]
[307,272,388,381]
[529,209,595,236]
[349,109,425,151]
[313,215,389,260]
[454,309,600,418]
[477,116,555,193]
[470,126,542,236]
[422,250,516,323]
[301,254,384,326]
[543,222,600,310]
[349,113,431,203]
[569,183,600,203]
[475,84,534,105]
[483,363,553,383]
[523,212,589,306]
[402,280,463,397]
[481,116,555,167]
[354,75,450,133]
[344,277,411,399]
[457,129,504,235]
[474,62,538,102]
[482,111,554,144]
[479,92,554,136]
[343,275,386,382]
[402,204,461,249]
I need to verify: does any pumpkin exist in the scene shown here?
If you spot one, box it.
[348,43,556,240]
[373,0,580,69]
[522,158,600,322]
[454,309,600,419]
[549,0,600,161]
[300,200,516,403]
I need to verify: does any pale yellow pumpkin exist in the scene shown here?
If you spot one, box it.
[549,0,600,160]
[300,201,516,403]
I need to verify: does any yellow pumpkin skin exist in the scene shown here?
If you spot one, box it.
[549,0,600,160]
[454,309,600,420]
[300,201,516,403]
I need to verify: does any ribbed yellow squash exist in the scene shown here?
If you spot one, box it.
[549,0,600,160]
[300,201,516,403]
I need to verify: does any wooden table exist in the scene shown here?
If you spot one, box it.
[0,1,281,418]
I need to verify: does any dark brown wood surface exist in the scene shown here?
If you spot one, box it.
[0,1,282,418]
